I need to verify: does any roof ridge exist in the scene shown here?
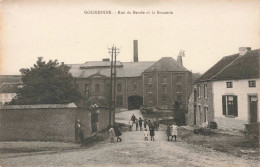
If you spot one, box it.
[209,55,240,80]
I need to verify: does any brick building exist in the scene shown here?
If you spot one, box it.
[69,41,192,110]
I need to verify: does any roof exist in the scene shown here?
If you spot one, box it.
[0,75,22,85]
[68,61,155,78]
[144,57,189,72]
[80,61,123,69]
[196,49,260,82]
[0,103,77,110]
[0,83,23,93]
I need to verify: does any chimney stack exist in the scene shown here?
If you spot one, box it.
[133,40,138,62]
[239,47,251,56]
[177,56,183,66]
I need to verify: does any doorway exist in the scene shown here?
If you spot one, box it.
[249,96,258,123]
[128,95,143,110]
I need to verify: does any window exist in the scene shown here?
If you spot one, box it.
[177,85,182,93]
[95,84,100,93]
[226,82,233,88]
[177,95,182,102]
[204,106,208,122]
[133,82,137,92]
[149,95,153,102]
[222,95,238,117]
[177,75,181,81]
[249,80,256,87]
[197,84,201,98]
[163,95,167,102]
[203,83,208,98]
[148,84,152,92]
[148,77,152,83]
[85,84,89,97]
[163,77,167,83]
[117,83,122,92]
[162,85,167,93]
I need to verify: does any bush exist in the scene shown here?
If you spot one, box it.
[209,121,217,129]
[173,101,187,126]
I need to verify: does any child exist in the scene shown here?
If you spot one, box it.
[108,126,115,143]
[129,120,133,131]
[144,128,149,141]
[150,127,155,141]
[171,123,178,141]
[136,120,139,131]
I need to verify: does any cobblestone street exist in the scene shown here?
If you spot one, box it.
[0,110,258,167]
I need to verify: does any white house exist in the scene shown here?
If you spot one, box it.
[0,83,23,105]
[187,47,259,131]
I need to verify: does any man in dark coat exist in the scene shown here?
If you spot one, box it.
[114,125,122,142]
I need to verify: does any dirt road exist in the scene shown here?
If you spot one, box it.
[0,109,258,167]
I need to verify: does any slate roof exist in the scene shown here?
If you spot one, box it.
[0,83,23,93]
[196,49,260,82]
[80,61,123,69]
[144,57,189,72]
[68,61,155,78]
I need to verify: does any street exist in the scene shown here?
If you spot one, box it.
[0,109,258,167]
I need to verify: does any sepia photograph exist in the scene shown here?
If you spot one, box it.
[0,0,259,166]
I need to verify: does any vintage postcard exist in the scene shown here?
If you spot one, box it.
[0,0,259,167]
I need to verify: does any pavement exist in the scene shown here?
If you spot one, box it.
[0,109,258,167]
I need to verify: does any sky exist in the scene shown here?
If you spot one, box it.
[0,0,260,75]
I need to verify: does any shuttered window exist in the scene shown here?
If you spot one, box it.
[222,95,238,117]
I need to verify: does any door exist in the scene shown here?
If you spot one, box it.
[249,96,258,123]
[194,105,197,125]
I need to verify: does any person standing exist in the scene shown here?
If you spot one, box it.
[131,114,137,123]
[129,120,133,131]
[166,124,171,141]
[135,120,139,131]
[150,127,155,141]
[144,119,148,129]
[138,117,143,131]
[76,120,84,144]
[144,129,149,141]
[108,126,115,143]
[114,125,122,142]
[171,123,178,141]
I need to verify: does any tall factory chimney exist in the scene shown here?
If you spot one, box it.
[133,40,138,62]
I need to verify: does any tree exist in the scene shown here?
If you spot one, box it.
[10,57,81,105]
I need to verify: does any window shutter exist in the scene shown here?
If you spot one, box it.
[222,96,226,115]
[233,96,238,117]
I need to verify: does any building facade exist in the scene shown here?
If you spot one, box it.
[69,42,192,110]
[187,47,259,130]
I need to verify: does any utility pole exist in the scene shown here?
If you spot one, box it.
[108,45,120,125]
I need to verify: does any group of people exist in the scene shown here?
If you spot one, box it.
[129,114,159,131]
[108,114,178,143]
[108,125,122,143]
[129,114,157,141]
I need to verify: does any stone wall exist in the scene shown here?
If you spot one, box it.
[0,103,78,142]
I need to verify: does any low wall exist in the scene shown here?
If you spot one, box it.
[215,117,247,130]
[0,103,77,142]
[97,108,110,131]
